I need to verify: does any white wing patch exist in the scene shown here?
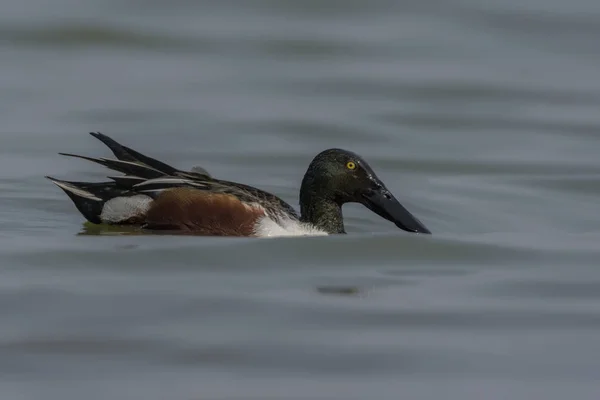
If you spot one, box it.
[253,216,328,237]
[100,195,153,223]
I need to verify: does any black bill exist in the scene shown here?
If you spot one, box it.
[361,187,431,234]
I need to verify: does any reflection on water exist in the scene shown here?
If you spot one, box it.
[78,222,144,236]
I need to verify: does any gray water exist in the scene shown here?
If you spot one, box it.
[2,1,600,399]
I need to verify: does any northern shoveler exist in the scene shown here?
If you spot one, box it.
[46,132,431,237]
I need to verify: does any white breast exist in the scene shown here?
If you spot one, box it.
[253,216,328,238]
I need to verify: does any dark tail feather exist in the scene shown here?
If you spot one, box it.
[108,175,147,189]
[58,153,165,179]
[89,132,180,175]
[46,176,108,224]
[89,132,212,178]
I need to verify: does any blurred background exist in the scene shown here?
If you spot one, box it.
[2,0,600,399]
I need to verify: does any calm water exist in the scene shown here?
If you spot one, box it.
[2,1,600,399]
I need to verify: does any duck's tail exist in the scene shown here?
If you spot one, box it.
[88,132,180,175]
[46,176,151,225]
[57,132,212,180]
[47,132,212,225]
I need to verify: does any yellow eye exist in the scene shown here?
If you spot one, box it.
[346,161,356,170]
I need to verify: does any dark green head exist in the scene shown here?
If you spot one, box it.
[299,148,430,234]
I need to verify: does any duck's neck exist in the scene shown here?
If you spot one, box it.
[299,194,345,234]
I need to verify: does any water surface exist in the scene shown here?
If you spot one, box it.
[2,1,600,399]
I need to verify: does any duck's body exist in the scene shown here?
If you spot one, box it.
[47,132,430,237]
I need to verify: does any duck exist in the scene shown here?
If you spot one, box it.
[46,132,431,237]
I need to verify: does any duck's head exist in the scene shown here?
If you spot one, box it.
[300,148,431,234]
